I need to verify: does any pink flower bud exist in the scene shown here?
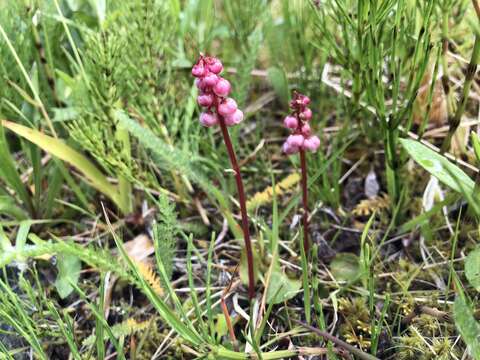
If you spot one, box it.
[213,78,231,97]
[301,122,311,136]
[224,109,244,126]
[197,94,213,107]
[191,64,205,78]
[303,135,320,152]
[208,58,223,74]
[199,112,218,127]
[300,108,312,120]
[203,73,219,87]
[195,78,207,91]
[301,95,311,105]
[283,115,298,129]
[282,141,299,155]
[287,134,305,148]
[218,98,237,116]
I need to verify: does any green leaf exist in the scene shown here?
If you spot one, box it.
[330,253,360,281]
[267,66,289,105]
[465,246,480,292]
[266,268,301,304]
[55,253,81,299]
[1,120,124,212]
[471,132,480,163]
[399,138,475,194]
[15,221,31,251]
[0,124,33,215]
[454,296,480,359]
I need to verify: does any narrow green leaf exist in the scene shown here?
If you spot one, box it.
[1,120,123,211]
[15,221,31,251]
[0,124,33,215]
[471,132,480,164]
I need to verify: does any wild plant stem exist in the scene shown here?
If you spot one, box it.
[441,7,453,116]
[218,116,255,300]
[299,149,309,254]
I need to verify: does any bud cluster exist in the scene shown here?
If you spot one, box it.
[192,55,244,127]
[282,92,320,155]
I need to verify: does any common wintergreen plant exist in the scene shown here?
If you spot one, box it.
[282,91,320,253]
[192,54,255,300]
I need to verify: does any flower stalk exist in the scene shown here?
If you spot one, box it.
[218,116,255,299]
[299,149,309,253]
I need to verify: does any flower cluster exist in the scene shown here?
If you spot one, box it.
[192,55,244,127]
[282,92,320,155]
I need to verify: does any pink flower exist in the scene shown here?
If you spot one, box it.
[199,112,219,127]
[224,109,244,126]
[203,73,219,87]
[213,79,231,97]
[208,58,223,74]
[282,92,318,154]
[192,55,242,128]
[195,78,207,91]
[300,122,311,136]
[218,98,238,116]
[282,142,299,155]
[192,64,205,78]
[287,134,305,148]
[300,108,312,120]
[197,94,214,107]
[303,136,320,152]
[283,116,298,129]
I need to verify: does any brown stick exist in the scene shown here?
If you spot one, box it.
[473,0,480,19]
[293,320,381,360]
[220,272,240,351]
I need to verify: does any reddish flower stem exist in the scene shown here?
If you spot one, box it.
[218,115,255,300]
[299,148,309,254]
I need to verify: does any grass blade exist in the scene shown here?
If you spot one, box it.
[1,120,124,212]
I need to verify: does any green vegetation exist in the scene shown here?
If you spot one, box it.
[0,0,480,359]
